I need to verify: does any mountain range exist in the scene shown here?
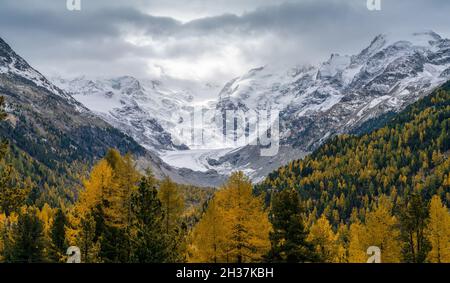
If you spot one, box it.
[0,36,226,187]
[51,31,450,183]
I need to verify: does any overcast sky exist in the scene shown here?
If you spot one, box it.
[0,0,449,83]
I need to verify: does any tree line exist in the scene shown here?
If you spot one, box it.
[1,81,450,263]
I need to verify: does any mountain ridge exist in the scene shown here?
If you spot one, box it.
[47,31,450,183]
[0,36,226,188]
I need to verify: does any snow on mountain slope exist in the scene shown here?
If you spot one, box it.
[53,31,450,183]
[207,31,450,180]
[0,38,71,100]
[52,76,223,152]
[217,31,450,150]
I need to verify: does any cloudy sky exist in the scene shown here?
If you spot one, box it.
[0,0,449,83]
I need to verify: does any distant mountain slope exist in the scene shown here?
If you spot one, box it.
[218,32,450,149]
[46,32,450,185]
[0,37,226,188]
[210,31,450,180]
[52,76,222,152]
[256,81,450,224]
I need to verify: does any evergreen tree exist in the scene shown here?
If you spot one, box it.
[267,189,317,262]
[4,207,46,263]
[130,172,171,262]
[49,208,67,262]
[399,193,431,263]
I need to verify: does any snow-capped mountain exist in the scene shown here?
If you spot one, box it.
[0,36,227,187]
[53,31,450,183]
[218,31,450,150]
[0,39,70,98]
[52,76,223,152]
[207,31,450,181]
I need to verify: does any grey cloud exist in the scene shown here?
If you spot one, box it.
[0,0,449,82]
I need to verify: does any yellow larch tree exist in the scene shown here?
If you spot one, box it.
[348,196,401,263]
[215,171,271,263]
[188,198,226,263]
[105,153,140,229]
[158,177,184,235]
[66,159,113,259]
[190,172,271,263]
[307,215,340,262]
[347,221,367,262]
[425,195,450,263]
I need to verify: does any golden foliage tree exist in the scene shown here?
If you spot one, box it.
[348,196,401,263]
[190,172,271,263]
[188,198,226,263]
[158,177,184,234]
[425,195,450,263]
[307,215,340,262]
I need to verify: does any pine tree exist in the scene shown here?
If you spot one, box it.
[130,172,171,262]
[399,193,431,263]
[4,207,46,263]
[49,208,67,262]
[425,195,450,263]
[267,189,317,262]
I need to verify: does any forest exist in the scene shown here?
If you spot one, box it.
[1,81,450,263]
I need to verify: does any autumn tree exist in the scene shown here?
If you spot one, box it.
[75,212,101,263]
[220,172,271,262]
[307,215,340,262]
[425,195,450,263]
[158,177,186,262]
[348,196,401,263]
[0,97,29,216]
[188,198,226,263]
[159,177,184,234]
